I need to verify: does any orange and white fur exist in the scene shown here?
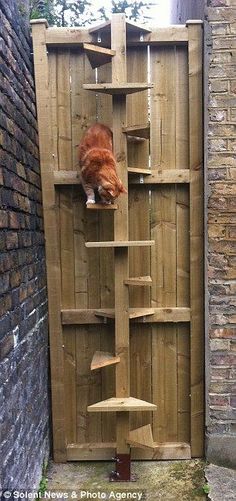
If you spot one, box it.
[78,123,127,205]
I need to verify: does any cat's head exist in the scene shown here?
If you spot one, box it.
[98,180,127,203]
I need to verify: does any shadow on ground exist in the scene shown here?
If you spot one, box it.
[46,459,207,500]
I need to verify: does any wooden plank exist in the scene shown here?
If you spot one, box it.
[175,46,191,445]
[66,442,191,460]
[53,169,190,185]
[71,52,101,445]
[83,83,153,95]
[96,59,116,445]
[124,276,152,286]
[45,26,188,47]
[48,52,59,171]
[30,20,66,461]
[111,13,130,456]
[86,203,118,210]
[150,46,178,444]
[70,49,96,171]
[85,240,155,248]
[57,50,72,170]
[46,27,92,46]
[127,425,154,449]
[61,307,191,324]
[91,351,120,370]
[88,397,157,412]
[129,169,190,184]
[83,43,115,69]
[60,187,76,444]
[132,442,191,460]
[187,21,204,457]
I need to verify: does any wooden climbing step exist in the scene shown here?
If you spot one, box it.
[83,43,116,69]
[95,308,155,319]
[127,425,154,449]
[128,168,152,175]
[83,83,153,95]
[123,124,150,140]
[124,276,152,286]
[89,20,151,36]
[91,351,120,370]
[129,308,155,319]
[86,203,118,210]
[85,240,155,248]
[88,397,157,413]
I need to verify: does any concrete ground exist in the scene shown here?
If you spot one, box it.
[205,464,236,501]
[45,459,207,500]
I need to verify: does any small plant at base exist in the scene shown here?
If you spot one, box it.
[203,483,210,495]
[38,460,48,497]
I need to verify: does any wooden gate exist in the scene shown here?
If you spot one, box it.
[31,16,204,462]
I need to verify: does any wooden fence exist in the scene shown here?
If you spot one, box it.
[31,16,204,462]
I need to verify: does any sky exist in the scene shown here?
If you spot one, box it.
[63,0,172,28]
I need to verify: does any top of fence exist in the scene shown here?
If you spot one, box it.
[30,18,192,47]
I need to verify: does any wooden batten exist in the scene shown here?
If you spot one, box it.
[61,307,191,324]
[88,397,157,412]
[83,43,115,69]
[128,169,190,183]
[91,351,120,370]
[187,21,204,457]
[124,276,152,286]
[86,203,118,210]
[66,442,191,461]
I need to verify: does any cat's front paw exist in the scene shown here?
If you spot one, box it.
[86,199,95,205]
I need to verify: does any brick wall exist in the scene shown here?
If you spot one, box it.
[171,0,236,467]
[0,0,50,489]
[206,0,236,467]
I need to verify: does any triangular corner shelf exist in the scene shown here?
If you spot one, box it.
[87,397,157,412]
[91,351,120,370]
[83,83,153,95]
[83,43,115,69]
[127,424,155,449]
[124,276,152,286]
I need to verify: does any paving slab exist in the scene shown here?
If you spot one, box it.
[45,459,207,500]
[205,464,236,501]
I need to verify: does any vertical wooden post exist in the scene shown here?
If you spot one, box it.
[187,20,204,457]
[30,20,67,461]
[111,14,130,459]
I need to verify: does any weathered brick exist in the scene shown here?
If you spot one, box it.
[0,0,49,489]
[6,231,18,250]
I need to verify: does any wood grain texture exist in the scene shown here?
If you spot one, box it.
[31,22,66,461]
[188,23,204,457]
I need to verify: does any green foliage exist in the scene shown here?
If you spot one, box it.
[202,483,210,494]
[30,0,56,25]
[29,0,155,27]
[38,460,48,497]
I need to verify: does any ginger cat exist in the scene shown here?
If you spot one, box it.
[78,123,127,204]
